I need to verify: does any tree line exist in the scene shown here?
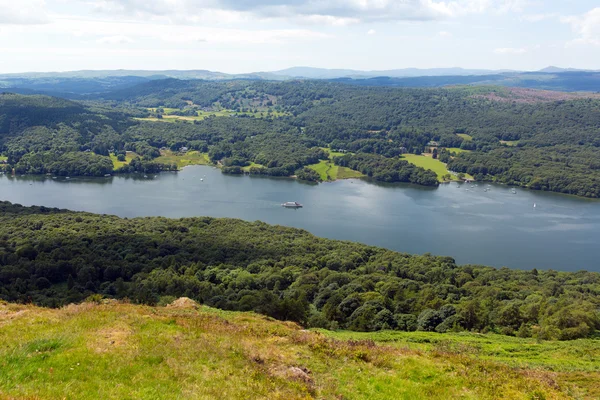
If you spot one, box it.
[1,201,598,340]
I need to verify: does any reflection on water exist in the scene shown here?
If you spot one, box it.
[1,166,599,272]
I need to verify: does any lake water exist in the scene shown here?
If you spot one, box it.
[1,165,599,272]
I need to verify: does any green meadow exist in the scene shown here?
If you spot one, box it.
[1,300,594,400]
[308,148,363,181]
[457,133,473,141]
[155,150,210,168]
[242,161,265,172]
[402,154,454,181]
[109,151,139,169]
[136,108,290,123]
[446,147,471,154]
[402,154,474,182]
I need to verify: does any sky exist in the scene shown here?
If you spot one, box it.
[0,0,599,73]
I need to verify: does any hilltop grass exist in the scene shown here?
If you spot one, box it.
[0,300,590,400]
[324,330,600,399]
[155,150,210,168]
[0,155,7,162]
[109,151,138,169]
[457,133,473,141]
[500,140,520,146]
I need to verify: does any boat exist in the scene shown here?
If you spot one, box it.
[200,178,204,181]
[533,203,537,208]
[511,188,516,194]
[282,201,303,208]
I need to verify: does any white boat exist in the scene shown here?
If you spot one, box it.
[511,188,516,194]
[533,203,537,208]
[282,201,303,208]
[200,178,204,181]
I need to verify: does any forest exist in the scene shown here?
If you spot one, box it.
[1,201,599,340]
[2,79,600,195]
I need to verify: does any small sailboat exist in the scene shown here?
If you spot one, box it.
[533,203,537,208]
[200,178,204,181]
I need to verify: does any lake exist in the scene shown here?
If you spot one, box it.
[1,166,599,272]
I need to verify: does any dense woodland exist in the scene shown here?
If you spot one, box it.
[2,78,600,194]
[0,202,598,340]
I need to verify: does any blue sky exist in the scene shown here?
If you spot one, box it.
[0,0,599,73]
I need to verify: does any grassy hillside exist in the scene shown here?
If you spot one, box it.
[1,299,597,400]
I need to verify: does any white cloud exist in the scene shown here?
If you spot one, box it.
[494,47,526,54]
[521,13,558,22]
[367,29,376,35]
[86,0,524,25]
[438,30,451,37]
[562,7,600,47]
[0,0,50,24]
[293,14,358,26]
[35,16,329,45]
[96,35,135,44]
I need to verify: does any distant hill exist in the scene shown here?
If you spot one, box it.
[2,67,600,94]
[0,69,283,81]
[269,66,517,79]
[329,71,600,92]
[538,66,599,73]
[0,76,153,98]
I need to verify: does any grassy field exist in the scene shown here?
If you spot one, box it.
[0,155,7,162]
[109,151,138,169]
[403,154,474,182]
[0,300,593,400]
[325,330,600,399]
[308,148,363,181]
[242,162,265,172]
[457,133,473,141]
[136,108,289,123]
[446,147,471,154]
[155,150,210,168]
[500,140,520,146]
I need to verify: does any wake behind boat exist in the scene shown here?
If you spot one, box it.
[282,201,303,208]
